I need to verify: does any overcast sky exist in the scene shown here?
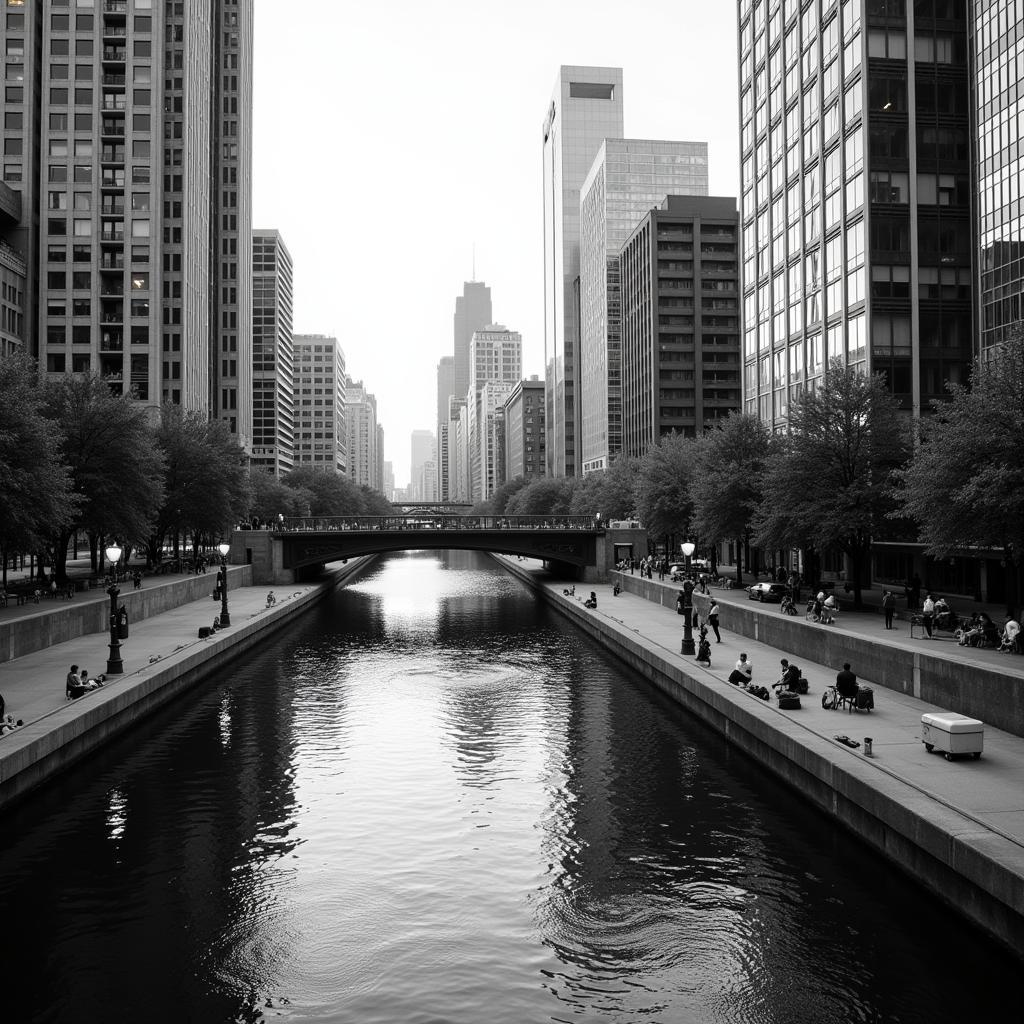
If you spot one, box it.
[253,0,740,486]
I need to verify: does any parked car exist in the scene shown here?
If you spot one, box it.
[747,582,788,602]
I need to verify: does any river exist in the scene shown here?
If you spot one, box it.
[1,551,1020,1023]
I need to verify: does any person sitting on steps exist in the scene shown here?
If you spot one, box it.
[728,653,753,686]
[584,591,598,609]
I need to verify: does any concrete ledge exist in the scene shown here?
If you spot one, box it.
[0,558,375,811]
[613,571,1024,738]
[505,560,1024,955]
[0,566,254,665]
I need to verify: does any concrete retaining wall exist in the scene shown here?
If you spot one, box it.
[0,558,374,812]
[613,572,1024,738]
[0,566,254,665]
[507,561,1024,955]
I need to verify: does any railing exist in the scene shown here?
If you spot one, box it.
[276,515,602,532]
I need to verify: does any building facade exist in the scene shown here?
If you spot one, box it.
[0,0,252,426]
[293,333,346,472]
[251,229,293,476]
[971,0,1024,355]
[435,354,454,498]
[410,428,434,499]
[737,0,972,426]
[345,377,379,491]
[542,66,624,478]
[620,195,742,455]
[466,324,522,502]
[579,139,709,473]
[504,376,546,481]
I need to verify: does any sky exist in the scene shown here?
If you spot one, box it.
[253,0,740,487]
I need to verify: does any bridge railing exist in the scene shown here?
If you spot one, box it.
[275,515,602,532]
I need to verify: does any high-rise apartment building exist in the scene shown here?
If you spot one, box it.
[542,66,624,478]
[447,395,468,502]
[251,229,293,476]
[0,182,25,357]
[435,355,454,499]
[619,195,741,455]
[738,0,972,424]
[503,376,546,482]
[346,377,380,491]
[293,334,346,472]
[210,0,254,451]
[471,380,513,502]
[579,139,709,472]
[971,0,1023,355]
[465,324,521,502]
[0,0,252,434]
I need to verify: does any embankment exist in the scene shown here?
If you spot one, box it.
[0,559,375,812]
[501,558,1024,955]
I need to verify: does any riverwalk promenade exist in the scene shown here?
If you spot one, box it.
[499,556,1024,954]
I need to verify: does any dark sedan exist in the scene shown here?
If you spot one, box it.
[747,582,788,602]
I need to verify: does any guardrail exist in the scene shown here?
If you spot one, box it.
[275,515,602,532]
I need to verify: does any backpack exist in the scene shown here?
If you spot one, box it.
[777,692,802,710]
[749,685,770,701]
[855,686,874,710]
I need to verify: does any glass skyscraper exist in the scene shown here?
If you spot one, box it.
[971,0,1024,355]
[578,138,708,473]
[738,0,972,424]
[542,66,623,477]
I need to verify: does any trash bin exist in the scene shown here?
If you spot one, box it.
[117,606,129,639]
[921,712,983,761]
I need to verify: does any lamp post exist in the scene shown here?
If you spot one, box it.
[105,542,123,675]
[217,541,231,626]
[680,540,696,655]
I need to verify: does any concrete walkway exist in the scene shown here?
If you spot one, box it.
[0,580,316,732]
[521,561,1024,852]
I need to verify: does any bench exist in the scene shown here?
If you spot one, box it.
[910,614,965,639]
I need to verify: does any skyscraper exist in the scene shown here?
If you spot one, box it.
[453,280,492,404]
[971,0,1023,355]
[251,230,293,476]
[436,355,454,500]
[619,195,741,456]
[293,334,346,472]
[0,0,252,435]
[579,138,708,472]
[542,66,624,478]
[346,377,380,491]
[737,0,972,424]
[410,428,434,498]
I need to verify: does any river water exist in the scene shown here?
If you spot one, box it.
[1,551,1021,1024]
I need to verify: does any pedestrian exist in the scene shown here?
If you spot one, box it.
[922,593,935,638]
[882,589,896,629]
[708,599,722,642]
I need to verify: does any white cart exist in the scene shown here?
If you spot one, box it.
[921,712,984,762]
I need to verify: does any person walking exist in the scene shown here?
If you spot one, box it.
[882,589,896,629]
[707,599,722,642]
[922,593,935,639]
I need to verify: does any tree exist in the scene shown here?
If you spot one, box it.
[44,374,165,579]
[285,465,370,516]
[504,476,574,515]
[635,433,696,557]
[753,361,910,608]
[488,475,531,516]
[248,468,306,522]
[568,457,639,520]
[897,329,1024,611]
[149,406,250,563]
[0,355,77,585]
[690,413,770,585]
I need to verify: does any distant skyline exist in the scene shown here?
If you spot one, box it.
[252,0,740,485]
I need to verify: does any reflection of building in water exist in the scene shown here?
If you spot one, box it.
[971,3,1024,354]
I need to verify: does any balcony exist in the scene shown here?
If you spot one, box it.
[102,96,126,111]
[100,334,123,352]
[101,122,125,139]
[101,74,126,88]
[101,201,125,215]
[100,148,125,164]
[102,25,127,38]
[100,256,124,270]
[102,48,127,63]
[103,1,128,13]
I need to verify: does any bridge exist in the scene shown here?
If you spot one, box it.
[234,516,647,585]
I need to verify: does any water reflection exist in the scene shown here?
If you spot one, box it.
[0,551,1020,1023]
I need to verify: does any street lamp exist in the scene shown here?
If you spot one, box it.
[105,542,123,675]
[680,540,696,656]
[217,541,231,626]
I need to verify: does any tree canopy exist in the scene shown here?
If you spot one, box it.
[0,355,76,583]
[634,433,695,547]
[754,361,909,605]
[898,331,1024,567]
[44,373,165,577]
